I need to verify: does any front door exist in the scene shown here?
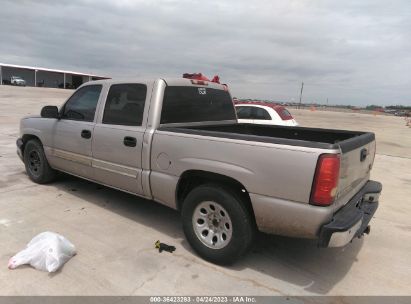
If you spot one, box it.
[46,84,102,179]
[91,83,147,195]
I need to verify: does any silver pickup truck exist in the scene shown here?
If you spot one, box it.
[17,78,382,264]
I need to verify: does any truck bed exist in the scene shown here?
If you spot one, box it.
[159,123,375,152]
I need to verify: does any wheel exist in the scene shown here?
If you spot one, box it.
[23,139,57,184]
[182,184,255,265]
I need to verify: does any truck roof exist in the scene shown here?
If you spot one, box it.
[86,78,227,90]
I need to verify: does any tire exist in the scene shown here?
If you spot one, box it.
[182,184,255,265]
[23,139,57,184]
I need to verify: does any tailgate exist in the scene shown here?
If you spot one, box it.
[336,133,376,209]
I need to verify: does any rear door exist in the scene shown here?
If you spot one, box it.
[91,83,149,195]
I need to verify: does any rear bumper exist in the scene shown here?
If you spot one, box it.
[16,138,23,161]
[318,180,382,247]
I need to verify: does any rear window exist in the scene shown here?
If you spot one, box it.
[160,86,236,124]
[275,107,293,120]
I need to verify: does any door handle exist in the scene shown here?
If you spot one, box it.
[81,129,91,139]
[123,136,137,147]
[360,148,368,162]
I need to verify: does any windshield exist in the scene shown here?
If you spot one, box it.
[160,86,236,124]
[13,76,23,80]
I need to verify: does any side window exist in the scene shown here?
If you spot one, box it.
[252,107,271,120]
[103,83,147,126]
[282,109,291,116]
[236,106,253,119]
[61,85,102,122]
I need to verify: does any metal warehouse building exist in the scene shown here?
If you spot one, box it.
[0,63,109,89]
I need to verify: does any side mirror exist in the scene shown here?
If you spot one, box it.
[41,106,59,119]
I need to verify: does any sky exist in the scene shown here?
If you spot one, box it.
[0,0,410,106]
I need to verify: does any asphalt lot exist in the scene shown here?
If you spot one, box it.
[0,85,410,296]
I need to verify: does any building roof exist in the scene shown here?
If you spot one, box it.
[0,62,108,78]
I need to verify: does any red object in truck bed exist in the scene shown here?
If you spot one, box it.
[183,73,221,84]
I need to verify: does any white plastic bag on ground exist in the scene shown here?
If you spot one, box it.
[8,231,76,272]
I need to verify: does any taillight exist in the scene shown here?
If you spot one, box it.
[310,154,340,206]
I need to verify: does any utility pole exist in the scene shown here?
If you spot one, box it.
[326,98,329,107]
[298,82,304,109]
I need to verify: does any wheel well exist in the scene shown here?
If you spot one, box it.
[21,134,41,154]
[176,170,255,218]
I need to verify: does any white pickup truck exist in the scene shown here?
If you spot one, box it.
[11,76,26,86]
[17,78,382,264]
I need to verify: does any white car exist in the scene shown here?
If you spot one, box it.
[10,76,26,86]
[235,103,299,126]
